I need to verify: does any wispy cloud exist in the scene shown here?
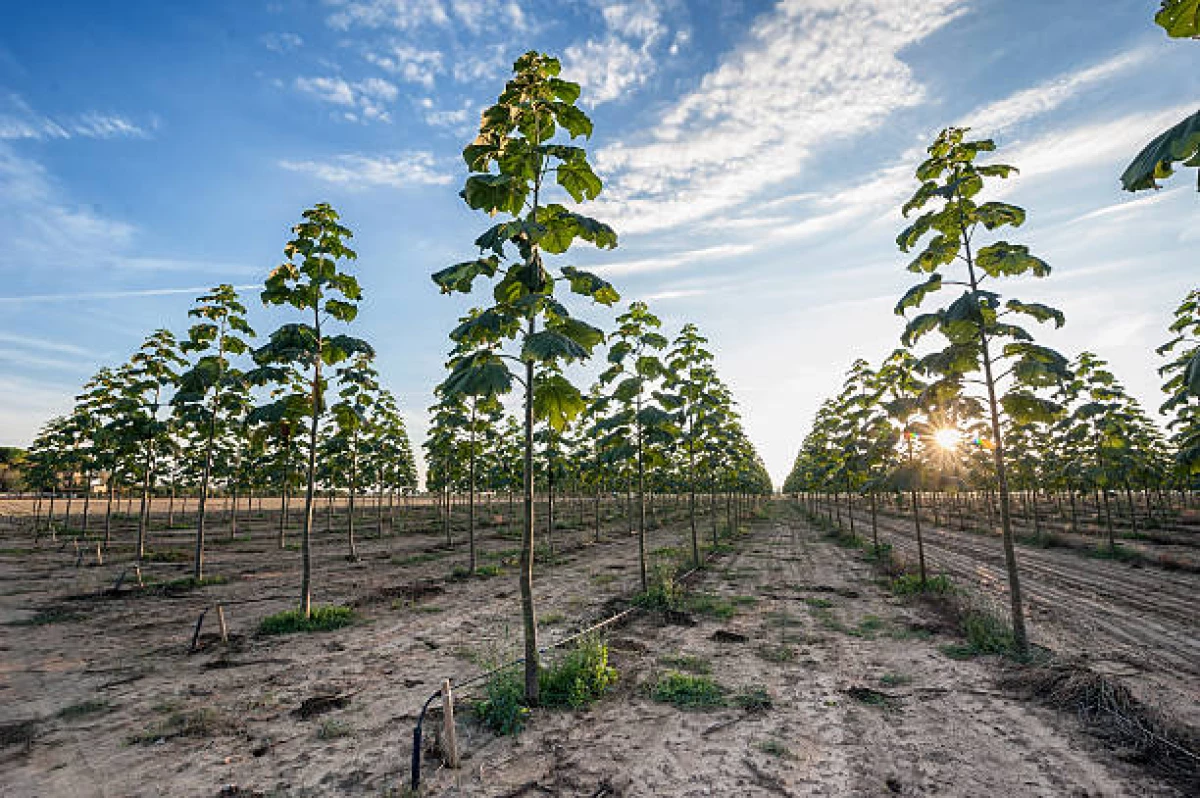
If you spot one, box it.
[261,31,303,52]
[590,242,755,276]
[325,0,528,34]
[958,46,1154,136]
[0,93,152,140]
[0,331,90,355]
[594,0,968,235]
[0,284,260,305]
[563,2,675,105]
[278,151,451,187]
[294,75,399,122]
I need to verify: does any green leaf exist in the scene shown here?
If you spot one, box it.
[533,374,585,431]
[552,102,593,139]
[975,242,1051,278]
[906,234,958,273]
[433,256,500,294]
[556,159,603,202]
[559,266,620,305]
[1186,350,1200,397]
[1120,109,1200,192]
[1001,392,1062,424]
[550,316,605,352]
[443,352,513,398]
[1156,0,1200,37]
[975,201,1026,230]
[461,174,527,216]
[895,273,943,314]
[1004,299,1065,328]
[522,330,589,363]
[901,313,940,347]
[548,77,581,104]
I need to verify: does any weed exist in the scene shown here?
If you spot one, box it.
[539,612,566,626]
[129,708,230,744]
[473,668,529,736]
[659,653,711,674]
[756,739,794,759]
[890,573,955,596]
[652,672,726,710]
[57,700,109,719]
[590,573,617,586]
[1085,544,1146,565]
[803,597,834,609]
[878,673,911,688]
[732,685,773,712]
[851,615,885,638]
[756,644,797,663]
[157,575,228,593]
[258,605,353,635]
[539,635,618,709]
[847,686,898,710]
[317,719,354,739]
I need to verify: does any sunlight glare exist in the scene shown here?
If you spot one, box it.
[934,427,961,451]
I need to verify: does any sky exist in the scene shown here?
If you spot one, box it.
[0,0,1196,486]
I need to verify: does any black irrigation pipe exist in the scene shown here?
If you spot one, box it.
[409,536,732,791]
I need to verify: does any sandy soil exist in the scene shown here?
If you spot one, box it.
[0,501,1189,797]
[850,503,1200,732]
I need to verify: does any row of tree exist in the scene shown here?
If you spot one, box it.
[23,206,418,617]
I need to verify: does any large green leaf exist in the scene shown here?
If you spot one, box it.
[560,266,620,305]
[894,273,943,314]
[556,159,603,202]
[975,242,1050,278]
[1001,392,1062,424]
[1156,0,1200,37]
[533,374,585,431]
[443,352,513,398]
[432,256,500,294]
[1120,109,1200,192]
[522,330,589,362]
[1004,299,1065,328]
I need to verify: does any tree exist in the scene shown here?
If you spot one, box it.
[596,302,676,590]
[895,127,1069,654]
[1120,1,1199,191]
[252,203,373,618]
[328,351,381,560]
[1158,289,1200,476]
[431,51,620,705]
[173,284,256,579]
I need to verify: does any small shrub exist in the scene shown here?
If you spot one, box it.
[803,597,834,609]
[962,608,1015,655]
[878,673,911,688]
[890,573,954,596]
[539,635,618,709]
[652,672,726,710]
[317,719,354,739]
[756,644,796,663]
[57,700,109,719]
[757,739,794,759]
[632,564,683,612]
[258,605,353,635]
[129,708,229,744]
[474,667,529,736]
[732,685,772,712]
[659,653,711,674]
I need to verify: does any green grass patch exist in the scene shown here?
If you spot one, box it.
[128,708,230,744]
[940,607,1016,659]
[803,597,834,609]
[732,685,773,712]
[540,612,566,626]
[590,573,617,586]
[141,549,190,563]
[1084,544,1146,565]
[659,653,712,675]
[57,699,110,719]
[317,719,354,740]
[756,644,797,663]
[651,672,726,710]
[392,551,447,566]
[474,636,618,735]
[756,739,794,759]
[878,673,911,688]
[890,573,955,596]
[157,575,227,592]
[258,605,354,635]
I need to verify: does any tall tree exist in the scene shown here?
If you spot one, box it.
[173,284,256,580]
[895,127,1069,654]
[431,51,619,704]
[252,203,373,618]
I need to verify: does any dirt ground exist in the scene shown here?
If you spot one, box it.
[0,499,1192,797]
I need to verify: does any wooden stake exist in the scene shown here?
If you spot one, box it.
[216,604,228,643]
[441,678,459,769]
[95,544,103,566]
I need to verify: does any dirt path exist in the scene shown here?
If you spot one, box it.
[850,505,1200,731]
[420,510,1179,797]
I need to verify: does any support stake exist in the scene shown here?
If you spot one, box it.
[216,604,228,644]
[441,678,460,769]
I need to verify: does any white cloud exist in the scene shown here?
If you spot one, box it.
[325,0,526,32]
[0,94,151,141]
[294,75,399,121]
[278,151,452,188]
[593,0,968,235]
[262,31,304,52]
[563,1,671,105]
[364,44,444,87]
[590,242,755,276]
[0,284,260,305]
[959,47,1154,137]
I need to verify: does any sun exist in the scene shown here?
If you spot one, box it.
[933,427,962,451]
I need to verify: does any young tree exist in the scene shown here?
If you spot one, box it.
[1158,290,1200,477]
[895,127,1069,654]
[431,51,619,704]
[252,203,373,618]
[172,284,256,579]
[328,351,381,560]
[597,301,674,591]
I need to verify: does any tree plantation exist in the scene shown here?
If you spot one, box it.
[1,4,1198,797]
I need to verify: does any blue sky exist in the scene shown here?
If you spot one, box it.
[0,0,1196,485]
